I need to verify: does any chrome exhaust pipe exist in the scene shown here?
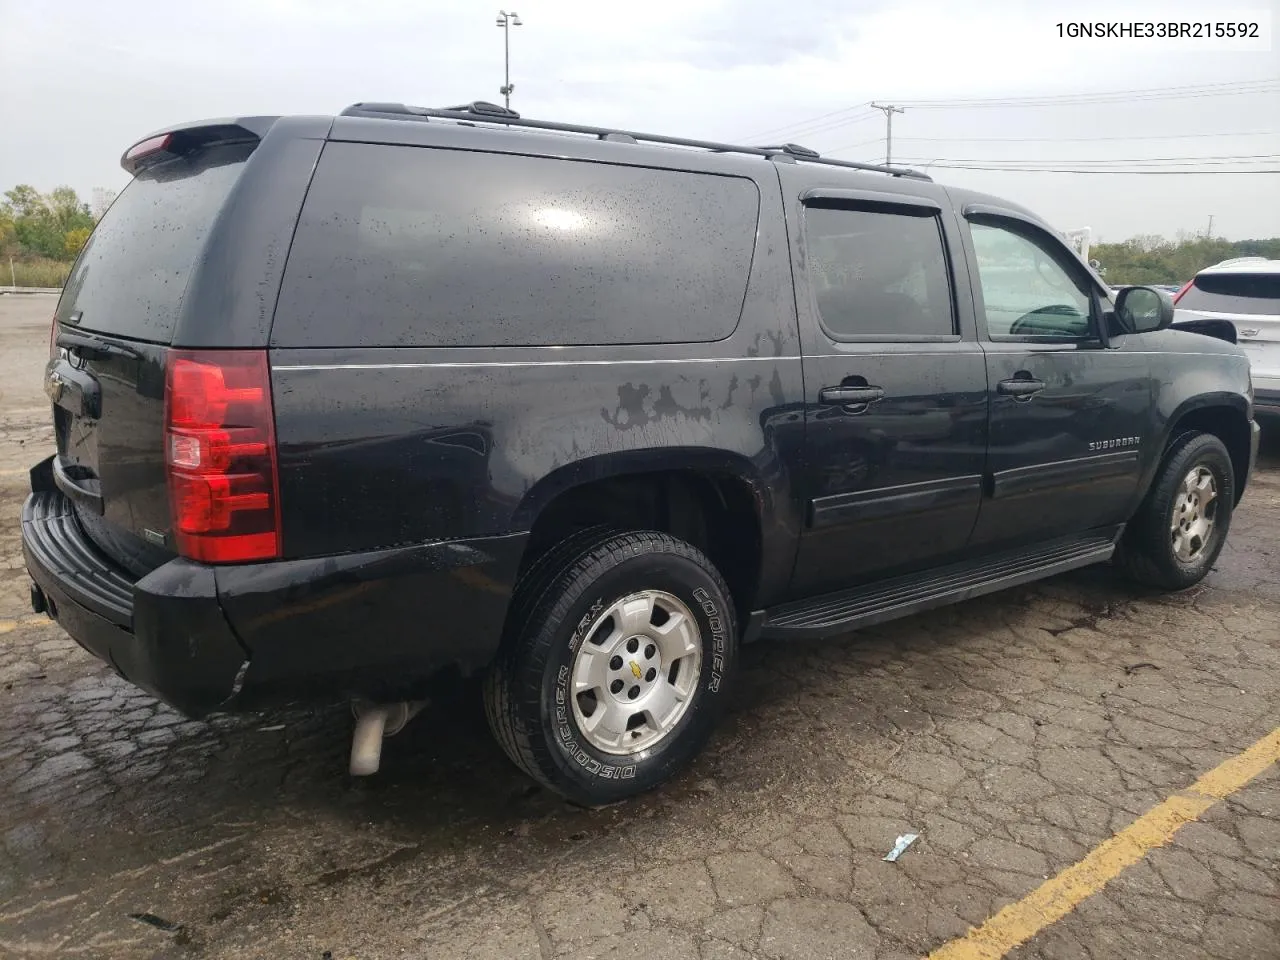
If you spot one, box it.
[349,699,428,776]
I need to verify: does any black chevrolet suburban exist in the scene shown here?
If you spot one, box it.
[23,102,1260,805]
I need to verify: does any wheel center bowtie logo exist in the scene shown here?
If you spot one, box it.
[629,661,643,679]
[1089,436,1140,451]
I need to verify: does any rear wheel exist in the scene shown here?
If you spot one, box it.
[484,530,737,805]
[1117,431,1234,590]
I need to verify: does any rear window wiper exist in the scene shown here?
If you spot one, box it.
[56,329,145,361]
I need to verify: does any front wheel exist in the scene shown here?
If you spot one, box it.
[1117,431,1235,590]
[484,530,737,805]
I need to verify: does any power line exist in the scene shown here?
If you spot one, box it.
[824,130,1278,155]
[826,137,888,152]
[896,156,1280,170]
[895,154,1280,166]
[742,111,880,145]
[900,79,1278,109]
[907,163,1280,175]
[738,103,874,143]
[900,78,1277,104]
[882,130,1276,144]
[739,78,1278,146]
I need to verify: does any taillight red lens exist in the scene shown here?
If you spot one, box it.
[1173,279,1194,304]
[164,350,281,563]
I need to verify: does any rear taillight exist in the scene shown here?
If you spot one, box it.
[164,350,281,563]
[1173,279,1195,304]
[49,317,58,359]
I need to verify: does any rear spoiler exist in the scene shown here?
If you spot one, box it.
[120,117,279,174]
[1170,317,1238,344]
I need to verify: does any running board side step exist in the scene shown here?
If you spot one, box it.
[758,531,1119,641]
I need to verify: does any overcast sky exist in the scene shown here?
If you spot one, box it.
[2,0,1277,240]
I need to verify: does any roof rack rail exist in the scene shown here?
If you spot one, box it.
[762,143,821,160]
[338,102,931,181]
[443,100,521,119]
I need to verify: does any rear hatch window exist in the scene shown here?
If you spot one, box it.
[56,142,254,343]
[1177,273,1280,317]
[49,140,256,576]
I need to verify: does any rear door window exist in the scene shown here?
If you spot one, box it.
[1177,273,1280,316]
[803,204,956,339]
[57,143,254,343]
[271,142,760,347]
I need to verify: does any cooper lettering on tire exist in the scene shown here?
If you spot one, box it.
[483,530,738,805]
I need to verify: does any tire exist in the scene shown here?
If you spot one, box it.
[484,530,737,805]
[1117,431,1235,590]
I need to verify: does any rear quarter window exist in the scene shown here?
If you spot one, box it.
[271,142,761,347]
[1178,273,1280,316]
[56,143,253,343]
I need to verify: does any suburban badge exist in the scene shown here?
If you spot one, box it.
[1088,436,1141,451]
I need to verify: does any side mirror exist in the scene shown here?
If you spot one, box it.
[1115,285,1174,333]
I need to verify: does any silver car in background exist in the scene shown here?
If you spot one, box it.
[1175,257,1280,417]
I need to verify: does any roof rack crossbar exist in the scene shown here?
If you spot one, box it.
[339,102,932,181]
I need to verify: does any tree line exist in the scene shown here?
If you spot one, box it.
[1092,234,1280,286]
[1,185,114,287]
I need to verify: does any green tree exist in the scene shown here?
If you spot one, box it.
[0,209,18,258]
[1,185,93,260]
[1092,235,1280,286]
[47,186,93,234]
[63,226,92,257]
[2,185,44,219]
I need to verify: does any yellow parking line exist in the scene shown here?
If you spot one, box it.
[927,726,1280,960]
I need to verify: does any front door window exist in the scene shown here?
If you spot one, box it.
[969,221,1093,340]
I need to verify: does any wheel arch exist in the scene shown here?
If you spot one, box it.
[1151,394,1253,505]
[510,449,778,618]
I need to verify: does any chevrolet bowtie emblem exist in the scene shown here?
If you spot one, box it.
[629,661,642,679]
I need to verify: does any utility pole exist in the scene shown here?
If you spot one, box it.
[1206,214,1214,239]
[495,10,523,110]
[870,102,904,166]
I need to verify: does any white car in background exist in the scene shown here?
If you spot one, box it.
[1175,258,1280,417]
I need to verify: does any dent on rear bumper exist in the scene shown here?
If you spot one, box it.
[23,489,248,717]
[215,531,529,706]
[24,484,529,714]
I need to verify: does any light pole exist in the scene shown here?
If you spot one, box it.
[495,10,522,110]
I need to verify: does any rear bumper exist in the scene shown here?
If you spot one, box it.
[22,478,527,717]
[23,490,247,717]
